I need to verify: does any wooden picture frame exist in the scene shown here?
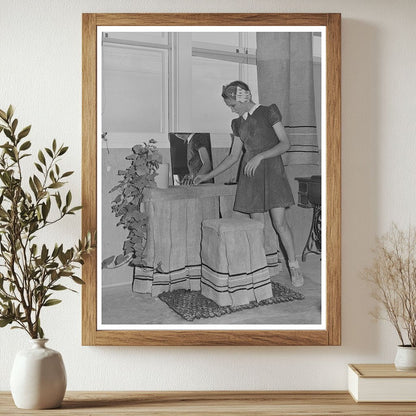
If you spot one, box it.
[82,13,341,346]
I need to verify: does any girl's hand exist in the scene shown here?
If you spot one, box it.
[193,174,208,185]
[182,176,193,185]
[244,154,263,176]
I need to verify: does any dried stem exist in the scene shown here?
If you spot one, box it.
[363,223,416,346]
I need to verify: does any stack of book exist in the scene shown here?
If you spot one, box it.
[348,364,416,402]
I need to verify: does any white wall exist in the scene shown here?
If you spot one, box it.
[1,0,416,391]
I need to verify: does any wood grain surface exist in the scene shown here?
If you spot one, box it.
[350,364,416,378]
[82,13,341,346]
[1,391,416,415]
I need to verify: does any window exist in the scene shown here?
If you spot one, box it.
[100,31,321,146]
[190,32,258,133]
[101,33,169,144]
[102,45,167,133]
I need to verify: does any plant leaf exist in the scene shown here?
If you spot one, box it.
[18,125,31,140]
[48,182,64,189]
[58,146,68,156]
[61,171,74,178]
[19,140,31,151]
[71,276,85,285]
[43,299,62,307]
[38,150,46,165]
[6,105,14,121]
[34,162,43,173]
[0,317,13,327]
[65,191,72,207]
[50,285,68,291]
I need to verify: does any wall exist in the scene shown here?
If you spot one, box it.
[1,0,416,391]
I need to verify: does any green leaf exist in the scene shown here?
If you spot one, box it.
[0,109,7,121]
[52,139,57,152]
[31,244,38,256]
[38,150,46,165]
[19,140,31,151]
[0,317,13,327]
[43,299,62,307]
[41,202,50,221]
[50,285,68,291]
[33,175,42,192]
[38,326,44,339]
[6,105,14,121]
[71,276,85,285]
[3,129,12,140]
[65,191,72,207]
[11,118,18,133]
[69,206,82,213]
[61,171,74,178]
[34,163,43,173]
[29,177,37,196]
[58,146,68,156]
[45,148,53,158]
[41,244,48,262]
[48,182,64,189]
[17,125,31,140]
[55,192,62,208]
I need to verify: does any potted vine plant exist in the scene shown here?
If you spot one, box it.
[363,223,416,370]
[102,140,162,270]
[0,106,94,409]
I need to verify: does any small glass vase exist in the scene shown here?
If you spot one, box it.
[394,345,416,371]
[10,338,67,409]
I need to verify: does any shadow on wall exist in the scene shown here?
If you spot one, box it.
[340,19,381,356]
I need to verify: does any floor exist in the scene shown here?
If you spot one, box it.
[101,255,322,326]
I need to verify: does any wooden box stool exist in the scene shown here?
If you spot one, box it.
[201,218,273,307]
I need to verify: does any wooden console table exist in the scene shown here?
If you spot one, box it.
[1,391,415,415]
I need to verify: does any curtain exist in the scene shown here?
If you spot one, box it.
[256,32,319,165]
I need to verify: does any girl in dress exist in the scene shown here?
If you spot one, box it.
[194,81,303,287]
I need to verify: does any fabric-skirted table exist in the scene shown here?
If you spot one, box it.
[201,218,273,306]
[133,184,282,296]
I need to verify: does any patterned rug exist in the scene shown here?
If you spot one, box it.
[158,281,304,321]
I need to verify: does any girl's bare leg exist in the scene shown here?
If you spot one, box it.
[269,207,296,262]
[269,207,304,287]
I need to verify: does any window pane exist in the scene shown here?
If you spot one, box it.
[312,33,322,58]
[102,45,166,133]
[247,32,257,49]
[105,32,168,45]
[246,64,259,104]
[191,57,239,133]
[192,32,239,47]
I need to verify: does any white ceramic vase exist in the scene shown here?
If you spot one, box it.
[10,339,67,409]
[394,345,416,371]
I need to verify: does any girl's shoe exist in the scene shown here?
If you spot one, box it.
[289,260,304,287]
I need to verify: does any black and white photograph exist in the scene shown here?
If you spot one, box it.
[97,27,325,330]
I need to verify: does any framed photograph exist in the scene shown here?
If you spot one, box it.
[82,13,341,346]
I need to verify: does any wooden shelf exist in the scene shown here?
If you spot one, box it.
[1,391,416,415]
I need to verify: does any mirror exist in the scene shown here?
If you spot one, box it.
[168,132,214,185]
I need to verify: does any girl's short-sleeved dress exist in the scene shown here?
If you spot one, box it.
[232,104,294,214]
